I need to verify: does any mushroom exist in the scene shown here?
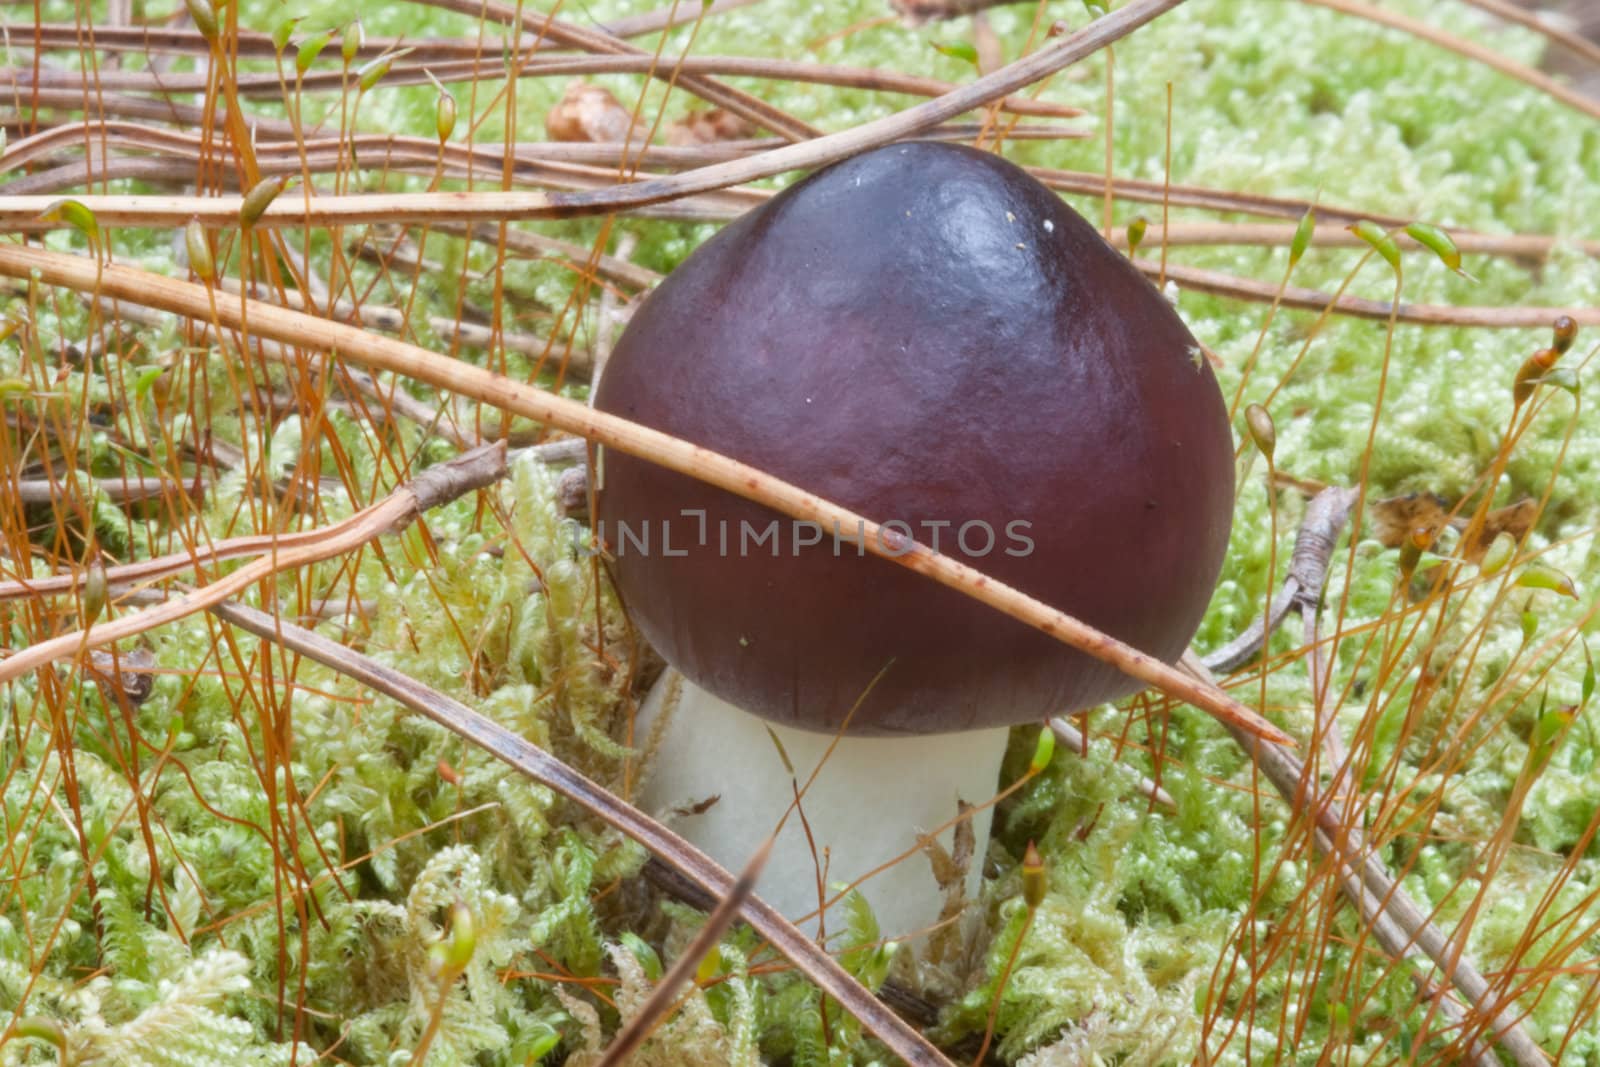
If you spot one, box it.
[592,142,1235,936]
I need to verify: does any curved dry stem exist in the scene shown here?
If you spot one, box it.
[0,240,1290,748]
[197,596,952,1067]
[594,840,770,1067]
[0,444,506,684]
[5,54,1084,119]
[0,436,586,604]
[0,528,325,603]
[10,0,758,61]
[0,126,1086,204]
[1138,257,1600,328]
[1114,220,1600,261]
[413,0,820,143]
[0,0,1187,228]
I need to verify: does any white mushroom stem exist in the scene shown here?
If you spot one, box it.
[634,669,1011,940]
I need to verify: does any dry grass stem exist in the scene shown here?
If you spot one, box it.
[0,443,509,685]
[194,595,954,1067]
[417,0,822,143]
[4,53,1084,119]
[1138,258,1600,328]
[1204,487,1360,676]
[1113,221,1600,261]
[0,0,1186,229]
[1049,716,1176,808]
[0,241,1292,749]
[12,475,197,506]
[593,840,771,1067]
[10,0,756,61]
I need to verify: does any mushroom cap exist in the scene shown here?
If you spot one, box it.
[594,142,1234,736]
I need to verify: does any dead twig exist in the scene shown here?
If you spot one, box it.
[1295,489,1362,774]
[1204,487,1360,675]
[438,222,660,292]
[594,840,770,1067]
[0,2,755,62]
[12,474,199,506]
[0,443,508,684]
[1049,716,1175,809]
[1111,221,1600,262]
[888,0,1020,24]
[0,0,1189,229]
[415,0,821,144]
[1137,258,1600,329]
[0,241,1292,748]
[1304,0,1600,122]
[0,438,581,604]
[190,596,952,1066]
[4,55,1084,120]
[89,295,482,450]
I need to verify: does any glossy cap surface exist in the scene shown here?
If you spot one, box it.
[594,142,1234,735]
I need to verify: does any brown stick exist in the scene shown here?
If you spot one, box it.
[193,596,953,1066]
[594,840,770,1067]
[1049,716,1175,808]
[0,241,1290,748]
[413,0,821,144]
[0,441,579,604]
[3,55,1083,119]
[1203,487,1360,675]
[1137,258,1600,329]
[1110,221,1600,261]
[0,2,759,62]
[0,444,508,684]
[12,474,197,505]
[0,0,1189,228]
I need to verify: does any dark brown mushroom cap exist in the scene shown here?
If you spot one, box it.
[594,142,1234,736]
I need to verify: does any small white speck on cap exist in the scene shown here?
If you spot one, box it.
[1043,220,1055,232]
[1006,211,1016,223]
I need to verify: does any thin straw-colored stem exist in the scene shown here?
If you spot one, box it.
[195,595,952,1067]
[0,0,1187,228]
[5,54,1084,118]
[1139,258,1600,329]
[0,240,1289,747]
[1182,653,1548,1067]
